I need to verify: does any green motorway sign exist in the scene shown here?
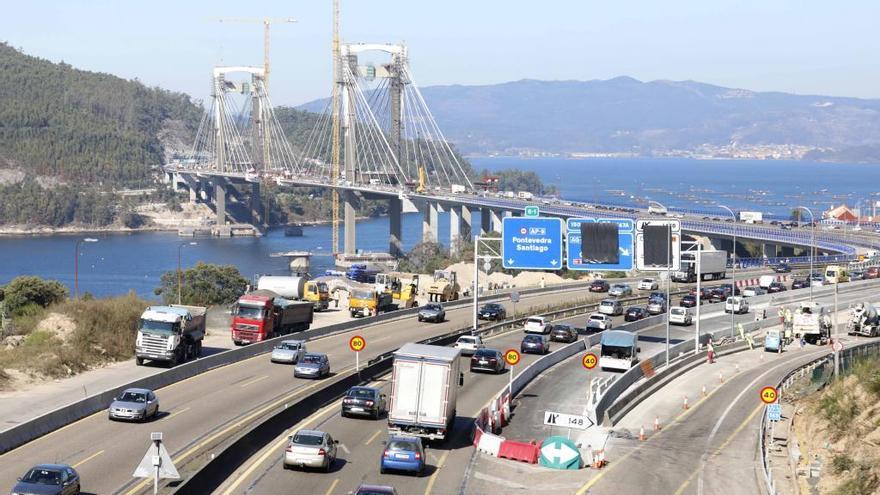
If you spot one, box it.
[524,205,539,217]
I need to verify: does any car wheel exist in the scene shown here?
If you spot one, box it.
[418,316,423,322]
[380,465,387,474]
[324,458,332,472]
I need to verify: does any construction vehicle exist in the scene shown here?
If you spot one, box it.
[231,290,314,344]
[136,305,206,366]
[824,265,849,284]
[375,272,419,309]
[847,302,880,337]
[427,269,460,302]
[257,276,330,312]
[791,302,832,345]
[349,287,394,318]
[346,263,381,283]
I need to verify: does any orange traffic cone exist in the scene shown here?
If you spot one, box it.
[639,425,646,441]
[653,416,661,432]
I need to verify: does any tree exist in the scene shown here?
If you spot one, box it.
[2,276,68,317]
[156,262,248,306]
[790,209,805,222]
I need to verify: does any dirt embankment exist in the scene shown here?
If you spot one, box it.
[792,360,880,495]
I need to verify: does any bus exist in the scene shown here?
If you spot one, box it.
[599,331,640,372]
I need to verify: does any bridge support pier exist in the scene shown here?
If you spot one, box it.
[490,210,503,233]
[762,243,779,258]
[344,190,357,255]
[214,178,227,226]
[449,206,461,256]
[389,197,403,257]
[250,182,263,227]
[480,209,492,235]
[421,201,439,242]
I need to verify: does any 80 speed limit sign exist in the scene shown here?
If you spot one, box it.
[504,349,521,366]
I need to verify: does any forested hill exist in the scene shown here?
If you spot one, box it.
[0,43,201,185]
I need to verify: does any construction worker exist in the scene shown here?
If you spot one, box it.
[777,306,785,323]
[707,339,716,364]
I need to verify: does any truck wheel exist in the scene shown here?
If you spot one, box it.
[196,341,203,357]
[136,357,144,366]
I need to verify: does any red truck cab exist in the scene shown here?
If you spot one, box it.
[232,294,274,344]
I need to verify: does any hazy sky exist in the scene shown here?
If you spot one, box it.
[2,1,878,106]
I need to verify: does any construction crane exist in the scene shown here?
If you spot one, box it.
[330,0,341,255]
[217,17,296,93]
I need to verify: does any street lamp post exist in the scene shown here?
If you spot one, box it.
[795,206,815,302]
[178,242,198,305]
[74,238,99,299]
[719,205,737,338]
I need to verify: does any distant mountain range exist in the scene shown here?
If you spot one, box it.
[300,77,880,163]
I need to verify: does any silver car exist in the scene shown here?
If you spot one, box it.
[109,388,159,421]
[608,284,632,297]
[271,340,306,364]
[294,353,330,379]
[283,429,338,471]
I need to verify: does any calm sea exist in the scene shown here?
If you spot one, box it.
[2,157,876,297]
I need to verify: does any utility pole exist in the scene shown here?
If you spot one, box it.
[330,0,342,255]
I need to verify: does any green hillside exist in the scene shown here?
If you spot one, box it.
[0,43,201,185]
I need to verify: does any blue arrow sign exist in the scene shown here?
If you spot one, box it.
[566,218,634,271]
[502,217,564,270]
[766,404,782,422]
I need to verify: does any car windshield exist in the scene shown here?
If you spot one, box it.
[424,304,441,311]
[352,290,374,299]
[672,308,685,315]
[590,315,604,321]
[235,305,263,319]
[139,319,176,334]
[347,388,375,398]
[279,343,301,350]
[357,490,394,495]
[22,468,63,485]
[601,301,614,306]
[601,345,633,359]
[554,325,571,332]
[641,279,653,283]
[458,337,476,344]
[526,318,544,325]
[118,391,146,403]
[474,349,496,358]
[388,440,418,451]
[292,433,324,446]
[483,304,501,310]
[301,354,323,363]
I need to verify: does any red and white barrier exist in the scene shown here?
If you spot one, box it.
[476,431,505,456]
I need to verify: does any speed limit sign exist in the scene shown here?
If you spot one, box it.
[760,386,778,404]
[504,349,521,366]
[582,352,598,370]
[349,335,366,352]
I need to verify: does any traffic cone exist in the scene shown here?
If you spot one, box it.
[653,416,661,432]
[719,372,724,383]
[735,363,740,373]
[683,395,689,410]
[701,385,707,397]
[639,425,646,441]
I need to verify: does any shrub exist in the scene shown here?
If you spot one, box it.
[817,384,860,438]
[832,454,855,474]
[2,276,67,317]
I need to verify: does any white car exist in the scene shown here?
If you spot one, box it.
[284,429,338,471]
[586,313,613,331]
[598,299,624,316]
[725,297,749,314]
[454,335,485,356]
[524,316,551,334]
[271,340,307,364]
[638,278,659,290]
[608,284,633,297]
[669,307,693,326]
[741,286,766,298]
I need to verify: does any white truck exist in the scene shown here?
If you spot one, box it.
[758,275,777,289]
[388,343,463,442]
[792,302,832,345]
[672,250,728,283]
[517,191,534,201]
[600,330,640,371]
[847,302,880,337]
[451,184,466,194]
[136,305,206,366]
[739,211,763,224]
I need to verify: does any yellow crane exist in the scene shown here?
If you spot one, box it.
[216,17,296,93]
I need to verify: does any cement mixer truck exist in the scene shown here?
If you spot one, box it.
[792,302,832,345]
[257,276,329,312]
[847,302,880,337]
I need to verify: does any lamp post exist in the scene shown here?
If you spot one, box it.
[178,241,198,305]
[718,205,737,338]
[795,206,815,302]
[74,238,99,299]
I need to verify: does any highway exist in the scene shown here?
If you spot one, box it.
[0,280,637,495]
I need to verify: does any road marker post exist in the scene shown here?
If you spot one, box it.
[639,425,646,441]
[701,385,707,397]
[718,371,724,384]
[653,416,661,432]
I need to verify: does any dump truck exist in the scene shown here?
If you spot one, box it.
[231,290,314,345]
[257,275,330,312]
[847,302,880,337]
[791,302,832,345]
[388,343,463,442]
[136,305,206,366]
[349,287,394,318]
[427,270,460,302]
[672,250,727,283]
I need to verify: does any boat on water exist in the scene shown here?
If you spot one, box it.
[284,225,304,237]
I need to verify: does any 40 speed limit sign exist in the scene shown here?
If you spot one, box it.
[760,386,778,404]
[582,353,598,370]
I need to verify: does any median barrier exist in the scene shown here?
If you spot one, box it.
[497,439,539,463]
[476,431,505,457]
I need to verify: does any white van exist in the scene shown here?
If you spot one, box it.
[669,307,693,326]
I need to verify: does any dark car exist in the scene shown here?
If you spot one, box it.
[477,303,507,321]
[791,277,810,289]
[470,349,506,374]
[773,263,791,273]
[866,267,880,279]
[709,286,738,303]
[624,306,648,322]
[589,280,610,292]
[11,464,80,495]
[354,485,397,495]
[679,295,702,308]
[689,287,713,300]
[521,334,550,354]
[341,386,386,419]
[767,281,787,293]
[549,324,578,343]
[851,270,865,281]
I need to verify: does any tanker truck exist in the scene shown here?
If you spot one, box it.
[847,302,880,337]
[257,275,329,312]
[231,290,314,345]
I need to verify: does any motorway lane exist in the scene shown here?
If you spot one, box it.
[0,282,617,495]
[216,309,620,495]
